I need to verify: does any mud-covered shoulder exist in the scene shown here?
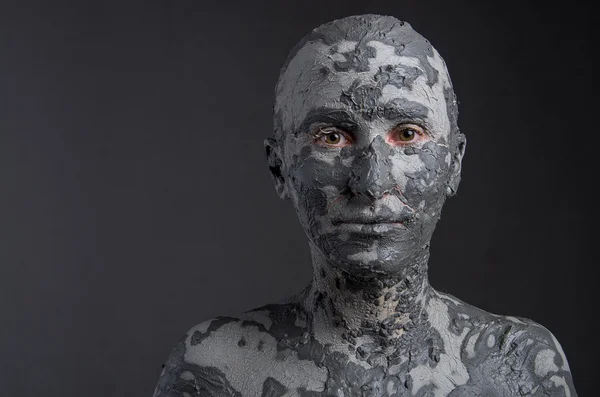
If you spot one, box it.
[433,291,577,396]
[152,316,245,397]
[494,319,577,397]
[152,302,321,397]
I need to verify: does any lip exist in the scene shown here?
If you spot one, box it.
[332,217,411,225]
[339,222,406,228]
[336,220,406,224]
[333,221,407,234]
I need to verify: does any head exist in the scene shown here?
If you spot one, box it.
[265,15,466,279]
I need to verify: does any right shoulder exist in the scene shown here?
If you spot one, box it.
[152,316,248,397]
[152,304,308,397]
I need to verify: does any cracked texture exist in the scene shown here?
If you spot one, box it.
[152,14,577,397]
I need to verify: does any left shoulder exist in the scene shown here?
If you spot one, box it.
[513,318,571,367]
[432,291,577,396]
[497,318,577,396]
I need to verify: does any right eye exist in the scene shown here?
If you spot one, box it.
[313,127,352,147]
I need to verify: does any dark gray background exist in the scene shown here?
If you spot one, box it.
[1,0,597,396]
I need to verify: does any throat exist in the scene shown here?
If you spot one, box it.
[300,242,432,350]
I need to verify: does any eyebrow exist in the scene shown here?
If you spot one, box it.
[381,98,430,123]
[296,107,360,136]
[297,100,431,135]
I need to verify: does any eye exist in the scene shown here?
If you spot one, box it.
[313,127,352,147]
[388,123,427,145]
[398,127,418,141]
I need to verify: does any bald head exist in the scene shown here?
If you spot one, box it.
[265,15,466,276]
[273,14,460,146]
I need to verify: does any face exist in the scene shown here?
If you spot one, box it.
[268,17,465,278]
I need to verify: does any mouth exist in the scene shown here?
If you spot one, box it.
[335,220,406,225]
[332,216,412,226]
[332,221,408,236]
[330,216,413,235]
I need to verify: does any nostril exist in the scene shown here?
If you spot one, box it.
[364,188,390,200]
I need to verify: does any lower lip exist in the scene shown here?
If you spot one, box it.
[335,222,406,233]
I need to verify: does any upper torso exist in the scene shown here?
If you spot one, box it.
[153,290,576,397]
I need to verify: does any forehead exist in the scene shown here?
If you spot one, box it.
[275,34,453,138]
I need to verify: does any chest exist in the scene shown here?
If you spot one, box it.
[233,339,470,397]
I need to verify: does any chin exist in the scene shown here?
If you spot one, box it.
[314,234,425,279]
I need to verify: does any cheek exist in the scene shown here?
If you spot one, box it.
[392,143,452,211]
[286,149,352,219]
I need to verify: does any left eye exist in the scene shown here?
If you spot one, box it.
[398,128,417,141]
[389,124,426,144]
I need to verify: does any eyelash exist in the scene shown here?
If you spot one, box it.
[311,123,429,147]
[312,126,353,147]
[387,123,428,145]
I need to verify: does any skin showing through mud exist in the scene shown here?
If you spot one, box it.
[152,14,577,397]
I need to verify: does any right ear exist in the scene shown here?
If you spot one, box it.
[264,137,290,200]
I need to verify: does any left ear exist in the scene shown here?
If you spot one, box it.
[446,133,466,196]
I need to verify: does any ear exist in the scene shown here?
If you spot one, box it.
[264,137,290,200]
[446,133,466,197]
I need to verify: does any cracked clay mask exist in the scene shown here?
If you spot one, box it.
[270,17,466,279]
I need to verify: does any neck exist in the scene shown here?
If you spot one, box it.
[300,242,432,347]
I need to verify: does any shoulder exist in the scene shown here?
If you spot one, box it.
[152,316,246,397]
[153,302,315,397]
[433,291,577,396]
[494,319,577,396]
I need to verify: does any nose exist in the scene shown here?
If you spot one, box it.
[348,135,395,199]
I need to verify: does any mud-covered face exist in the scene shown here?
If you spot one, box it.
[269,19,465,278]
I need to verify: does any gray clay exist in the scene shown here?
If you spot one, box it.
[152,15,577,397]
